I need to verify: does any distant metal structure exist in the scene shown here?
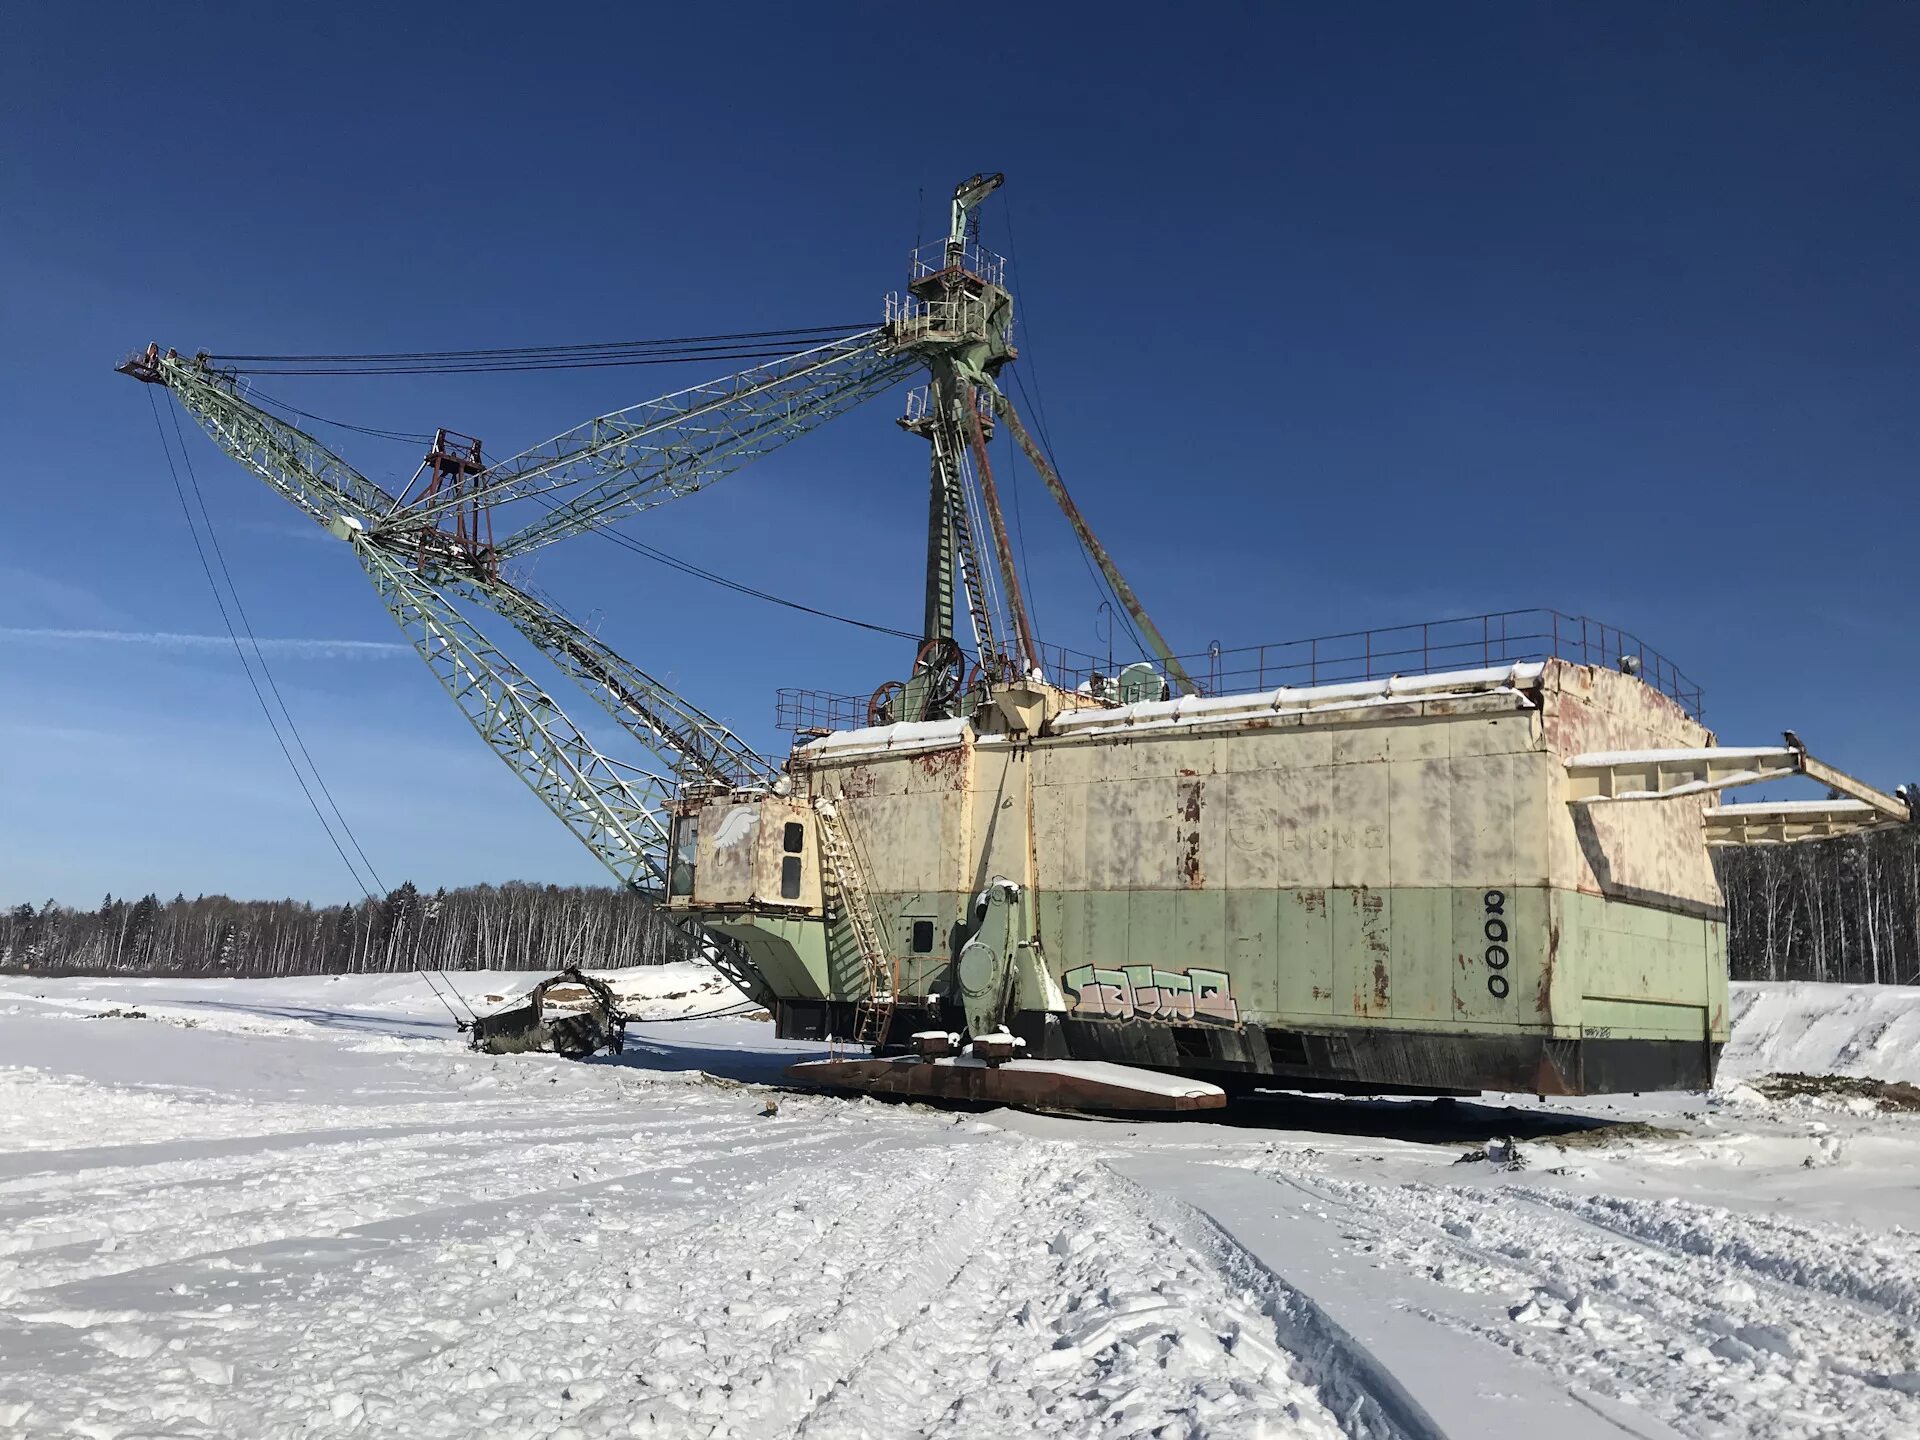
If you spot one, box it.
[120,177,1913,1107]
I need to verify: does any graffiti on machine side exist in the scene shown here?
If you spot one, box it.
[1063,964,1240,1023]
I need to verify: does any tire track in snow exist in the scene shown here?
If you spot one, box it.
[0,1073,1373,1439]
[1243,1159,1920,1440]
[791,1151,1354,1440]
[1,1118,843,1297]
[1503,1187,1920,1323]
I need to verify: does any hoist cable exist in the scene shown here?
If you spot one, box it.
[224,346,841,378]
[148,390,379,901]
[1001,200,1146,668]
[1007,368,1148,665]
[1001,414,1040,649]
[153,394,477,1024]
[523,492,922,642]
[168,401,393,899]
[216,323,872,364]
[241,383,433,445]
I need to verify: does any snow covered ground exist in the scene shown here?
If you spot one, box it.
[1,970,1917,1439]
[1723,980,1920,1085]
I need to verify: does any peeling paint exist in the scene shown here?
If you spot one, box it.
[1176,777,1205,889]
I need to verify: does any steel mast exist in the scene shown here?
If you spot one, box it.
[881,175,1197,707]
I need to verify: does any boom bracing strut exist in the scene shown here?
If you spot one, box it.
[449,331,913,559]
[450,573,773,789]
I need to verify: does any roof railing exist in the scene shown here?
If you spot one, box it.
[1037,609,1703,720]
[775,609,1704,732]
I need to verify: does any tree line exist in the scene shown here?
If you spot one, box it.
[1716,825,1920,985]
[0,881,697,978]
[5,826,1917,984]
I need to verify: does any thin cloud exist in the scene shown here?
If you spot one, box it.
[1,627,411,660]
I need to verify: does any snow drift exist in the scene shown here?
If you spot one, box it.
[1724,980,1920,1084]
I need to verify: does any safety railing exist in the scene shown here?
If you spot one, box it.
[777,610,1704,732]
[907,240,1007,288]
[1037,609,1704,720]
[882,291,1009,345]
[776,687,871,733]
[900,384,996,428]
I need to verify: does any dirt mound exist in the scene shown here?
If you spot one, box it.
[1750,1072,1920,1111]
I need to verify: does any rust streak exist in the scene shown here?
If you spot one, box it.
[1536,913,1561,1019]
[1177,777,1205,889]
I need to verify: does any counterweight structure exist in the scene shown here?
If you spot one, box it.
[121,177,1914,1107]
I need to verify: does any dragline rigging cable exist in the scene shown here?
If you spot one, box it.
[547,504,924,643]
[204,310,1132,658]
[211,324,876,376]
[147,392,474,1024]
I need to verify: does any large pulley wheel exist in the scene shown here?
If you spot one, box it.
[913,636,966,712]
[868,680,905,726]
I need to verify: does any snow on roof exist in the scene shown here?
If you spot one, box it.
[1048,662,1545,739]
[1569,745,1793,767]
[795,716,971,760]
[1706,799,1879,816]
[793,663,1547,758]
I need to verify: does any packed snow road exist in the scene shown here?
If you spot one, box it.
[1,970,1917,1440]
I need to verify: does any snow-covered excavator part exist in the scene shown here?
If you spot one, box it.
[467,967,626,1058]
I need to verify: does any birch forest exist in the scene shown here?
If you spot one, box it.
[0,881,697,977]
[1715,825,1920,985]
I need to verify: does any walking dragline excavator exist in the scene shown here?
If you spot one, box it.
[122,175,1913,1112]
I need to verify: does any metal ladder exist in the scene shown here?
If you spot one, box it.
[929,418,1000,669]
[812,798,896,1047]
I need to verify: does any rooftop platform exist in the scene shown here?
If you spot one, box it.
[776,608,1702,734]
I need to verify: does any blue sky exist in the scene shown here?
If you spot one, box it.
[4,5,1916,906]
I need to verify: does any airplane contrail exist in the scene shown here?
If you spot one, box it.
[0,627,412,660]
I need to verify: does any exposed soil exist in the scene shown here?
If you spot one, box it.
[1544,1120,1687,1147]
[1751,1072,1920,1111]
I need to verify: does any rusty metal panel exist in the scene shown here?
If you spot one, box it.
[1389,886,1452,1022]
[1051,886,1090,976]
[1226,885,1280,1016]
[1511,753,1555,887]
[1116,733,1223,780]
[1172,770,1225,891]
[1451,883,1530,1026]
[1332,886,1392,1017]
[968,745,1030,889]
[1175,884,1227,973]
[1031,778,1086,891]
[1542,661,1720,912]
[786,1055,1227,1112]
[1084,883,1129,972]
[1222,762,1331,890]
[830,792,965,895]
[1275,888,1336,1013]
